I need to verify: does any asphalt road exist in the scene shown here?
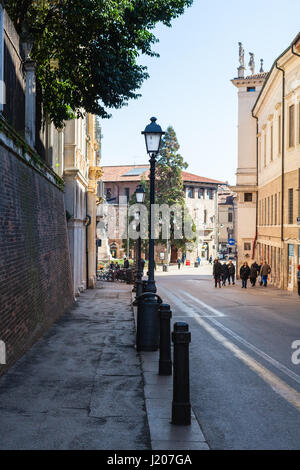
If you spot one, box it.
[155,266,300,450]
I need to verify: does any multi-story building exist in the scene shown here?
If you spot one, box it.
[253,33,300,290]
[218,186,237,256]
[100,165,223,263]
[231,44,268,271]
[232,34,300,291]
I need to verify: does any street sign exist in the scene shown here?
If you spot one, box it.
[160,252,165,260]
[228,238,236,246]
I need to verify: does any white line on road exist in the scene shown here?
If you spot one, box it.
[180,291,300,386]
[160,287,300,412]
[183,291,225,317]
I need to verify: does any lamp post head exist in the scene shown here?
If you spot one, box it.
[20,20,34,62]
[135,184,145,204]
[141,117,165,155]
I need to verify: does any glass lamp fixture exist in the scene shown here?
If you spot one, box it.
[141,117,165,155]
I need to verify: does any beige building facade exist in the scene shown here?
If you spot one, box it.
[47,114,103,294]
[231,46,268,270]
[253,33,300,290]
[232,34,300,290]
[100,165,223,264]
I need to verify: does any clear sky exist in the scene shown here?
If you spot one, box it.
[100,0,300,185]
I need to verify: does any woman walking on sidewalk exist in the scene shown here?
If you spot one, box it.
[240,262,250,288]
[261,261,271,287]
[250,261,260,287]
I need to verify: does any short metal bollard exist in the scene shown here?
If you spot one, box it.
[159,304,172,375]
[172,322,191,425]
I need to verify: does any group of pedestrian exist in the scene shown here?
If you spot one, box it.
[239,260,271,288]
[213,259,236,288]
[213,258,273,289]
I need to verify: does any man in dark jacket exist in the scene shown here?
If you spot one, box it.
[222,262,229,286]
[240,262,250,288]
[227,260,235,285]
[250,261,260,287]
[213,259,222,288]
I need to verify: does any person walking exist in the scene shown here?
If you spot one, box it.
[213,259,222,288]
[261,260,271,287]
[227,260,235,285]
[209,255,213,265]
[222,262,229,286]
[250,261,260,287]
[297,265,300,296]
[197,256,201,266]
[177,258,182,270]
[240,262,250,288]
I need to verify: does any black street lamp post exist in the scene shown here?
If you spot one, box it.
[135,117,164,351]
[135,184,145,300]
[141,117,165,293]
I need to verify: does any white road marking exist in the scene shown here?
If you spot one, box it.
[183,291,225,317]
[160,286,300,411]
[180,291,300,386]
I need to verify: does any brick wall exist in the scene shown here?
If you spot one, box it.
[0,130,74,375]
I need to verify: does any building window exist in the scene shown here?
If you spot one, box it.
[106,188,112,200]
[203,209,207,224]
[264,198,266,225]
[288,188,294,224]
[278,114,281,155]
[271,195,273,225]
[198,188,204,199]
[187,187,193,198]
[289,104,295,147]
[124,187,130,201]
[247,87,256,92]
[298,169,300,218]
[244,242,251,251]
[298,103,300,144]
[244,193,252,202]
[206,189,213,200]
[228,211,233,222]
[270,125,273,161]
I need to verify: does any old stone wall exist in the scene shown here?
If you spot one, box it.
[0,120,74,375]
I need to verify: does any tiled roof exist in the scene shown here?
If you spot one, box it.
[245,72,268,80]
[181,171,224,184]
[101,165,224,185]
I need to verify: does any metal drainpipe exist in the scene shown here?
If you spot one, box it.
[85,193,90,289]
[251,111,259,260]
[275,62,285,289]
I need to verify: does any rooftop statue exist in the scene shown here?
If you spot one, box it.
[249,52,255,75]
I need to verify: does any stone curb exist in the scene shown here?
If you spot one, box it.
[131,291,209,450]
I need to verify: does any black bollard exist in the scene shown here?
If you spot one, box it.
[172,322,191,425]
[136,292,162,351]
[159,304,172,375]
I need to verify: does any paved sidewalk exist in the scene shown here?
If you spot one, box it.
[132,299,209,450]
[0,282,150,450]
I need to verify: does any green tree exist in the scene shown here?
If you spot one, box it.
[4,0,193,127]
[124,127,196,257]
[156,126,196,253]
